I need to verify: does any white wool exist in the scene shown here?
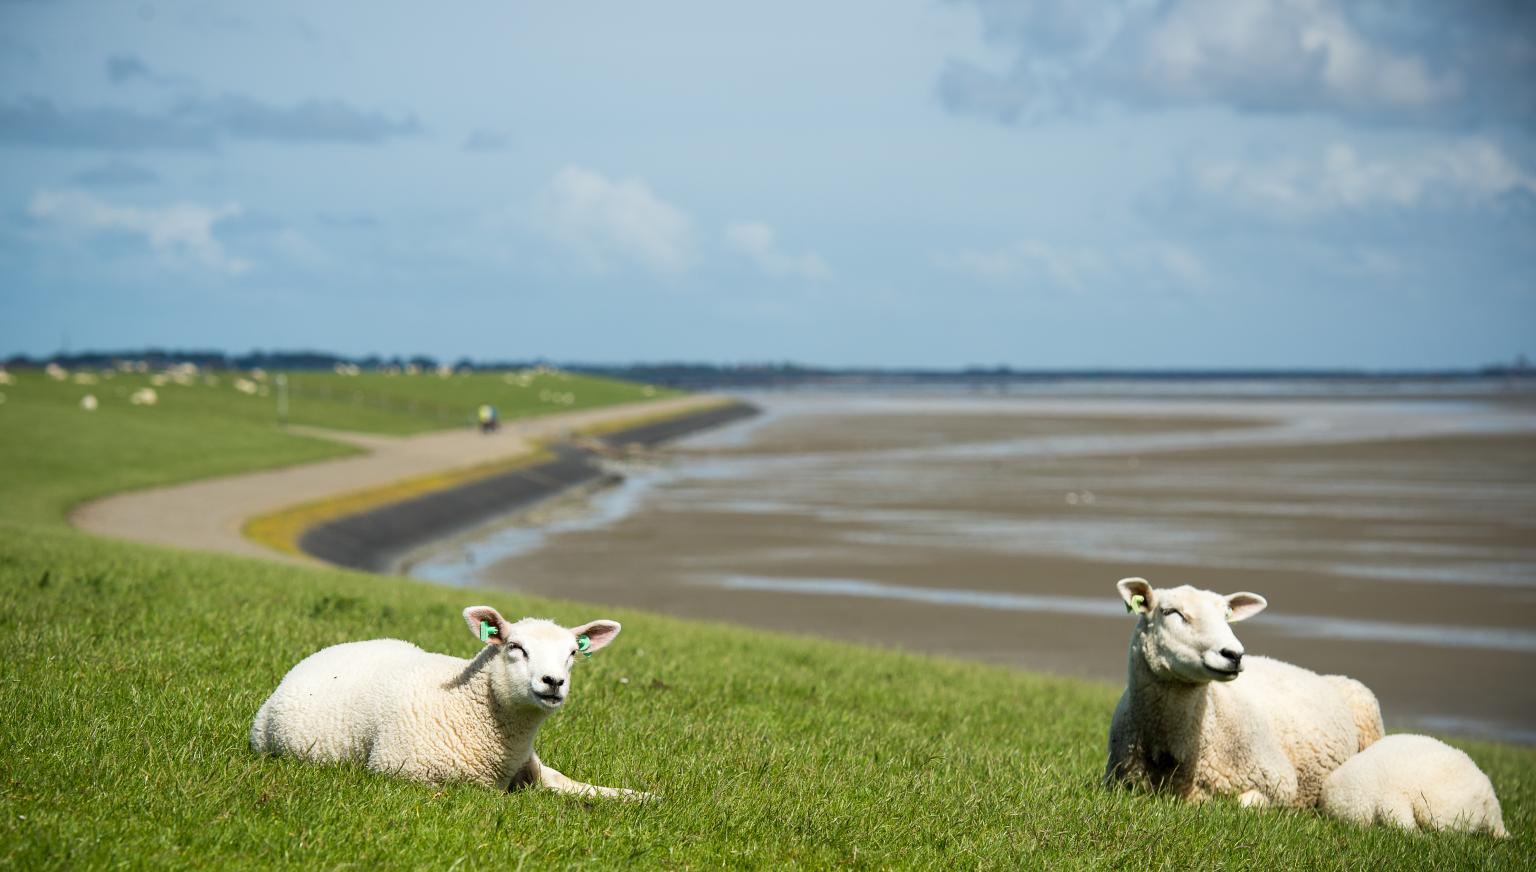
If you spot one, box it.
[250,607,647,800]
[1322,734,1508,837]
[1104,578,1383,808]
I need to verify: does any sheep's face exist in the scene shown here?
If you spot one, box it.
[1117,578,1266,685]
[463,608,621,711]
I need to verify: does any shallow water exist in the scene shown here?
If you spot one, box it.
[408,388,1536,741]
[413,392,1536,590]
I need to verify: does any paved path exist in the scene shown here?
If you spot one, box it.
[70,395,727,565]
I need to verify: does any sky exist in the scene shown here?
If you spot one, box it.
[1,0,1533,369]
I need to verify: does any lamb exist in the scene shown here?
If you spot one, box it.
[250,606,649,800]
[1321,734,1508,837]
[1104,577,1383,808]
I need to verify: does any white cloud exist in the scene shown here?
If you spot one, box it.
[1193,139,1536,216]
[937,240,1107,290]
[28,189,249,274]
[1136,0,1458,111]
[936,239,1207,291]
[942,0,1485,125]
[1144,242,1209,287]
[538,166,695,275]
[724,221,830,280]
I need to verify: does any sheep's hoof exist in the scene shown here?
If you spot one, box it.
[1238,790,1270,808]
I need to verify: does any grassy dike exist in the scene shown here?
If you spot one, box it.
[1,371,1532,869]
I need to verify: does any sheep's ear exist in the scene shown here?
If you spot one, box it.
[463,606,510,646]
[570,619,621,653]
[1224,592,1267,622]
[1117,578,1154,615]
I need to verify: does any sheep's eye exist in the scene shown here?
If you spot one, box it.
[1161,608,1186,622]
[507,642,527,657]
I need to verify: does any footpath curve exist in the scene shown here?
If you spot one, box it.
[70,395,739,566]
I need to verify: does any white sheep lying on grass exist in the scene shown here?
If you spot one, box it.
[1321,734,1508,837]
[1104,577,1383,808]
[250,606,650,800]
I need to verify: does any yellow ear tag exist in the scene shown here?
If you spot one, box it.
[1126,594,1146,614]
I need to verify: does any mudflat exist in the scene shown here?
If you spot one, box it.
[443,393,1536,742]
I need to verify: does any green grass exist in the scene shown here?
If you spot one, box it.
[1,367,1532,869]
[0,373,358,527]
[279,368,679,434]
[0,366,679,438]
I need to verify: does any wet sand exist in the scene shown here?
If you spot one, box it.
[426,393,1536,743]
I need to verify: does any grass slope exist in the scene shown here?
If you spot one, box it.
[0,376,357,527]
[1,368,1531,869]
[0,366,678,438]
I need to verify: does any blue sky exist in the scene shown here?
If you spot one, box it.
[1,0,1532,368]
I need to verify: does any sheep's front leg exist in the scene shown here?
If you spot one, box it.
[526,755,653,801]
[1238,790,1270,808]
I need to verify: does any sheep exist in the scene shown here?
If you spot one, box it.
[1104,577,1383,808]
[79,394,98,411]
[250,606,649,800]
[1321,734,1508,837]
[129,387,158,406]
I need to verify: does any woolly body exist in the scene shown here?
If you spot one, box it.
[1104,580,1383,808]
[1321,734,1508,837]
[251,609,644,798]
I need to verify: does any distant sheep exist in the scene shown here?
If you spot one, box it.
[1322,734,1508,837]
[251,606,649,800]
[1104,578,1383,808]
[79,394,98,411]
[129,388,158,406]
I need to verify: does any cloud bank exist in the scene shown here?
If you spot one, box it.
[538,167,695,275]
[28,189,250,274]
[941,0,1535,126]
[724,221,830,280]
[0,94,422,150]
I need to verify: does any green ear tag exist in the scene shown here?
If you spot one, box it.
[576,634,592,657]
[1126,593,1146,614]
[479,621,496,642]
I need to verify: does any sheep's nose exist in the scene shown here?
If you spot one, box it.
[1219,648,1243,666]
[541,675,565,688]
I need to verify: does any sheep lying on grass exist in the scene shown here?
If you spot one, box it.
[1322,734,1508,837]
[251,606,650,800]
[1104,577,1383,808]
